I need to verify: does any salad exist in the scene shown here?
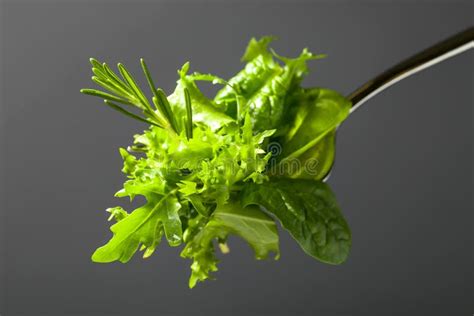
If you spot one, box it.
[81,36,351,288]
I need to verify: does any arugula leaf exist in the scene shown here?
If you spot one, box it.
[241,178,351,264]
[181,202,279,288]
[106,206,128,222]
[92,192,182,263]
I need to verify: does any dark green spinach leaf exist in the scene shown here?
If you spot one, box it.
[273,88,350,180]
[242,178,351,264]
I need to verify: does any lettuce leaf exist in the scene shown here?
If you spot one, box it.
[214,37,325,131]
[181,202,279,288]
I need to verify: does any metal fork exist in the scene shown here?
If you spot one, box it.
[324,27,474,181]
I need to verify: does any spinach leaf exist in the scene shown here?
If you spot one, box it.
[274,88,350,179]
[287,130,337,180]
[241,178,351,264]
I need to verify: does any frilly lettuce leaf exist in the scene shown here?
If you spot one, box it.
[181,202,279,288]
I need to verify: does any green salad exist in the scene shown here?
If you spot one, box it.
[81,36,352,288]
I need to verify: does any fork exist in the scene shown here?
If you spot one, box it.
[323,27,474,181]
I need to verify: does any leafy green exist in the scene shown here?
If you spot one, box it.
[269,88,351,180]
[81,59,172,130]
[81,36,352,288]
[92,192,181,263]
[168,62,234,131]
[181,202,279,288]
[214,36,279,119]
[91,108,274,269]
[288,130,337,180]
[214,37,325,131]
[278,88,351,160]
[242,179,351,264]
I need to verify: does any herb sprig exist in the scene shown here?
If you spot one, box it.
[81,36,351,288]
[81,58,183,132]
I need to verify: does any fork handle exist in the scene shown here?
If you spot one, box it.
[347,27,474,113]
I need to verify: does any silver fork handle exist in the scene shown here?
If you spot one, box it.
[348,27,474,113]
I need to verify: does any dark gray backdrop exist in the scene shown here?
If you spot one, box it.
[0,1,472,315]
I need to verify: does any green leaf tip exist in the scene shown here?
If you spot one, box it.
[241,35,277,62]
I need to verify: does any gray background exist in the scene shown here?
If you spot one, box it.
[0,1,472,315]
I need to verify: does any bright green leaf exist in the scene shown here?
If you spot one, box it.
[181,202,279,288]
[92,192,182,263]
